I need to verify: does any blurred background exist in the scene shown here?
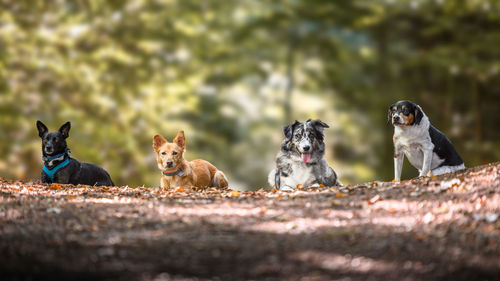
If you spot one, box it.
[0,0,499,189]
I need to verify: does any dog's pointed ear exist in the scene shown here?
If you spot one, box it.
[153,134,167,152]
[173,130,185,149]
[387,105,394,125]
[58,122,71,139]
[414,106,424,125]
[36,120,48,138]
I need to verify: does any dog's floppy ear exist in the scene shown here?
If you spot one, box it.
[387,105,394,124]
[310,119,329,130]
[282,120,300,151]
[58,121,71,139]
[310,119,329,142]
[173,130,185,149]
[283,125,293,141]
[153,134,167,152]
[36,120,48,138]
[283,120,300,141]
[414,106,424,125]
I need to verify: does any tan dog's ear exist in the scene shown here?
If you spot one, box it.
[153,134,167,152]
[173,130,185,149]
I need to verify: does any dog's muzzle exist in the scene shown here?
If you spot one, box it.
[299,143,313,163]
[392,115,401,125]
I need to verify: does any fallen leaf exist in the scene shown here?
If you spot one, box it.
[434,205,449,214]
[230,191,240,197]
[48,184,62,190]
[388,209,398,214]
[413,233,428,241]
[423,212,434,224]
[47,207,61,214]
[335,193,346,198]
[329,199,342,206]
[368,195,381,204]
[175,187,184,192]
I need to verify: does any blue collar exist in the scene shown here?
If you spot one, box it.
[43,150,70,162]
[43,158,71,181]
[162,167,184,177]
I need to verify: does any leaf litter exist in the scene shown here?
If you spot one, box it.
[0,163,499,280]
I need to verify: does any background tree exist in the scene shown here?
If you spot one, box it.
[0,0,498,188]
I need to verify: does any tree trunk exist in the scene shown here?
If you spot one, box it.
[284,31,297,124]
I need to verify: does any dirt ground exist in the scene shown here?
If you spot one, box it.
[1,163,499,281]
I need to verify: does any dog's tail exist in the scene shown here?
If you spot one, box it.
[212,170,229,189]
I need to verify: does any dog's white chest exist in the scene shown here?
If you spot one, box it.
[292,164,315,185]
[403,143,425,170]
[283,163,316,188]
[395,131,444,172]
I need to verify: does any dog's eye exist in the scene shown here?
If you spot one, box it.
[172,151,178,156]
[161,152,166,155]
[403,108,410,115]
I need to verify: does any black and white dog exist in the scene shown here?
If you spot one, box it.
[37,120,115,186]
[388,100,465,181]
[268,119,341,191]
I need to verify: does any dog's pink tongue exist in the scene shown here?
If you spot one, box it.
[302,153,312,163]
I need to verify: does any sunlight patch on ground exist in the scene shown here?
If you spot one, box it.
[290,251,398,273]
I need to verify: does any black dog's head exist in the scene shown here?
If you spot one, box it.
[36,121,71,156]
[282,119,329,163]
[387,100,423,127]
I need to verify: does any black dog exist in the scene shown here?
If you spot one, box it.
[37,121,114,186]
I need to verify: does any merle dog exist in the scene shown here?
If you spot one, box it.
[268,119,341,191]
[37,121,114,186]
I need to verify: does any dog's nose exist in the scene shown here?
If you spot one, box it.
[393,115,400,122]
[166,160,173,168]
[303,145,311,152]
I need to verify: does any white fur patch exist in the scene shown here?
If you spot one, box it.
[212,170,227,188]
[432,164,466,175]
[268,161,317,191]
[47,155,65,167]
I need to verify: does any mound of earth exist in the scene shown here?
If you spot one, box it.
[1,163,499,280]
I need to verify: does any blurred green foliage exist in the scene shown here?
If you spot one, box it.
[0,0,499,189]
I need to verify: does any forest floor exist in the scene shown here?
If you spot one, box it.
[1,163,499,281]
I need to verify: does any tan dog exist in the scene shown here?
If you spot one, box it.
[153,130,229,190]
